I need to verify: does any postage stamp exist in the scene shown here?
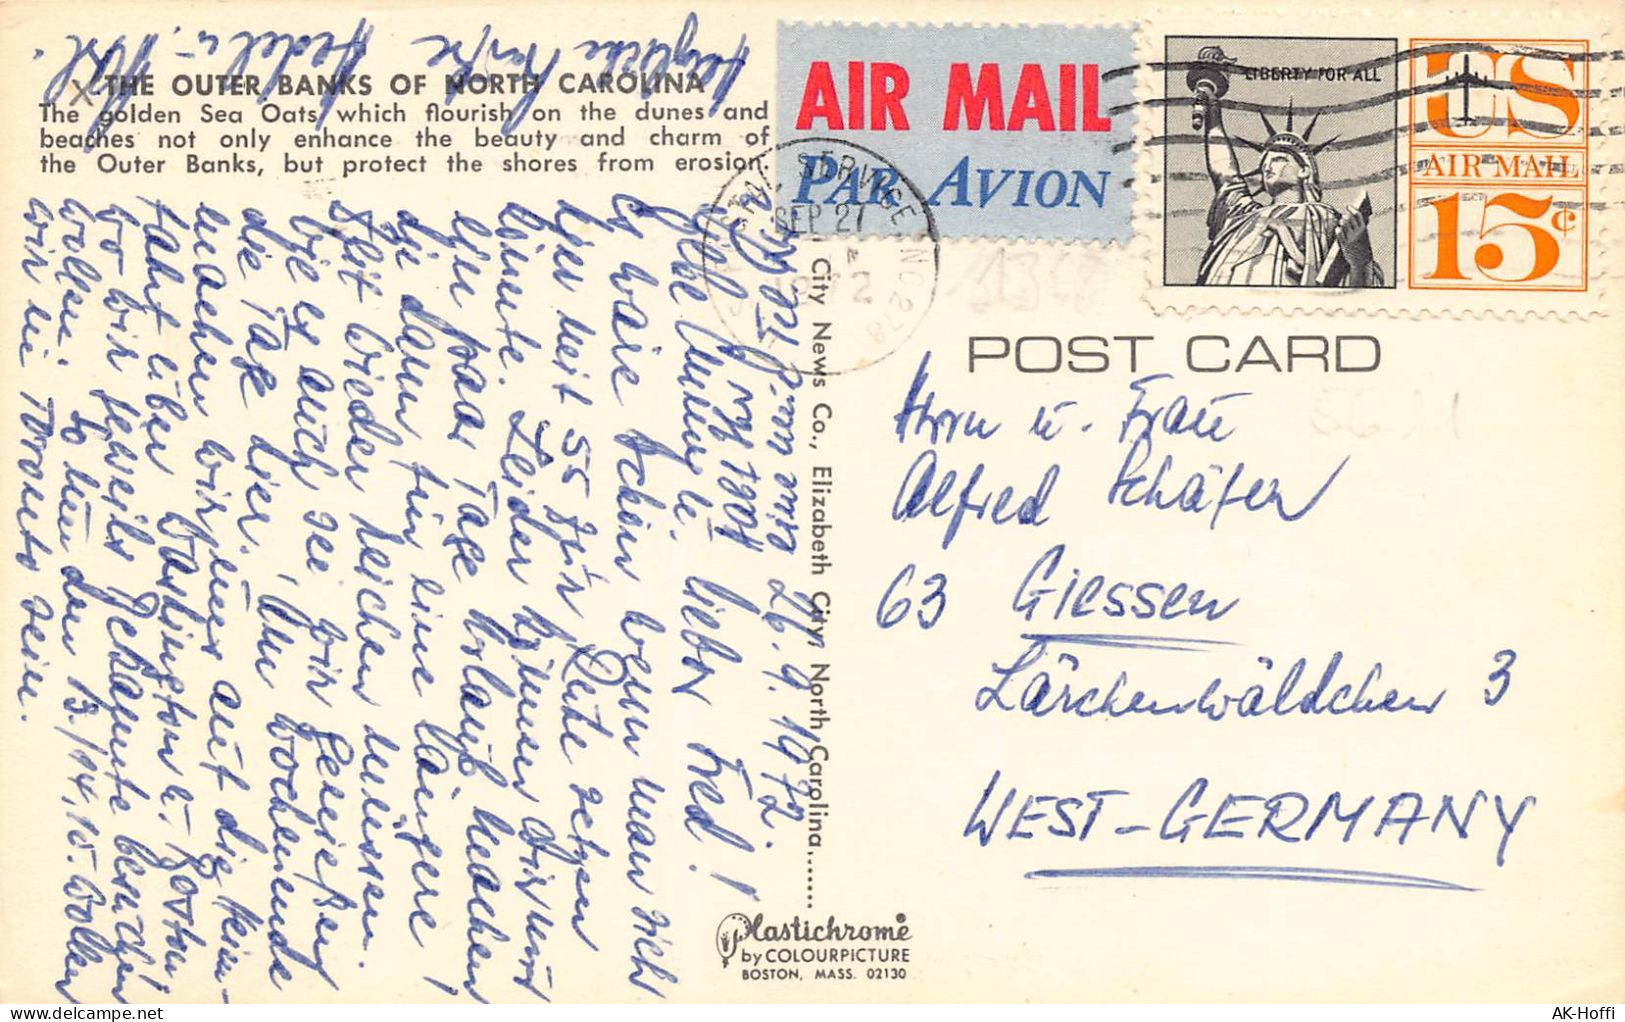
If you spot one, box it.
[1146,29,1606,313]
[1407,39,1590,292]
[1162,36,1400,290]
[774,22,1137,241]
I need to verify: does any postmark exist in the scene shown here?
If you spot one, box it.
[705,136,940,376]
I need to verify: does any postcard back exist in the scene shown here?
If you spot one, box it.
[1,0,1622,1003]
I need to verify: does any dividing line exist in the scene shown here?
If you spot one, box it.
[1023,865,1476,892]
[1021,632,1239,654]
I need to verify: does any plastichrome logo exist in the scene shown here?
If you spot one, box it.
[714,912,912,967]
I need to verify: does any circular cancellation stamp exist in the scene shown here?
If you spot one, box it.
[703,135,940,377]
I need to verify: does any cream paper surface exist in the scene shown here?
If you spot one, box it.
[1,0,1622,1004]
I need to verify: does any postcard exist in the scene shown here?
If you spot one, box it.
[1,0,1620,1003]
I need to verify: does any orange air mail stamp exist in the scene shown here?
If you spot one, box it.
[1408,40,1590,292]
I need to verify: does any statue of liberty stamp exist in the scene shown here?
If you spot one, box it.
[1162,37,1399,288]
